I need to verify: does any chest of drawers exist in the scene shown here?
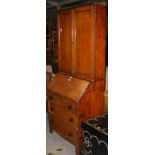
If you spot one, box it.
[47,73,105,154]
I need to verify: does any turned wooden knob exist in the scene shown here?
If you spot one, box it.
[48,96,53,100]
[68,132,73,137]
[69,117,74,123]
[68,104,73,110]
[50,106,55,111]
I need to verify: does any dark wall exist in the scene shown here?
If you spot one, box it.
[46,9,57,23]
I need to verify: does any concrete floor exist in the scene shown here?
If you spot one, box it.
[46,115,76,155]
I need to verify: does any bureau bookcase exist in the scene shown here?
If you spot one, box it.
[47,4,107,155]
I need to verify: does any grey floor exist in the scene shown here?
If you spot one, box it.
[46,115,76,155]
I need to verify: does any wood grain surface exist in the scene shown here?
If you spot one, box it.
[48,73,89,102]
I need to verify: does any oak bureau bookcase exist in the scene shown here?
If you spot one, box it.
[47,4,107,155]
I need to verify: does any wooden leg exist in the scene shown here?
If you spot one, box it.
[76,149,85,155]
[48,120,53,133]
[75,147,80,155]
[75,135,85,155]
[49,127,53,133]
[49,120,54,133]
[75,143,83,155]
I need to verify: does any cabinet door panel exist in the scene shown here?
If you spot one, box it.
[58,11,72,74]
[73,6,95,80]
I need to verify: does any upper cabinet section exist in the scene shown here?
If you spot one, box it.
[58,5,107,81]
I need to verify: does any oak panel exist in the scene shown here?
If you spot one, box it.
[73,6,95,80]
[58,10,72,74]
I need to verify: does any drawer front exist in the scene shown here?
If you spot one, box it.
[48,103,79,128]
[49,114,80,145]
[48,92,78,113]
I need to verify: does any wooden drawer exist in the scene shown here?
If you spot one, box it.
[48,92,79,114]
[48,102,79,128]
[49,114,80,145]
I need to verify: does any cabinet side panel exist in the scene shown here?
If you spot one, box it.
[79,91,104,120]
[95,5,107,80]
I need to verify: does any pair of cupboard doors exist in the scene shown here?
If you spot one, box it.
[58,5,107,81]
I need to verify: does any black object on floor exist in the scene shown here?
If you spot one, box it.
[81,113,108,155]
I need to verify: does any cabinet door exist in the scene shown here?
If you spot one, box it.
[73,6,95,81]
[58,10,73,74]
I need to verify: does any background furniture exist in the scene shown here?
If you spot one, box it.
[46,17,58,73]
[46,17,52,65]
[81,113,108,155]
[46,71,52,112]
[47,4,107,155]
